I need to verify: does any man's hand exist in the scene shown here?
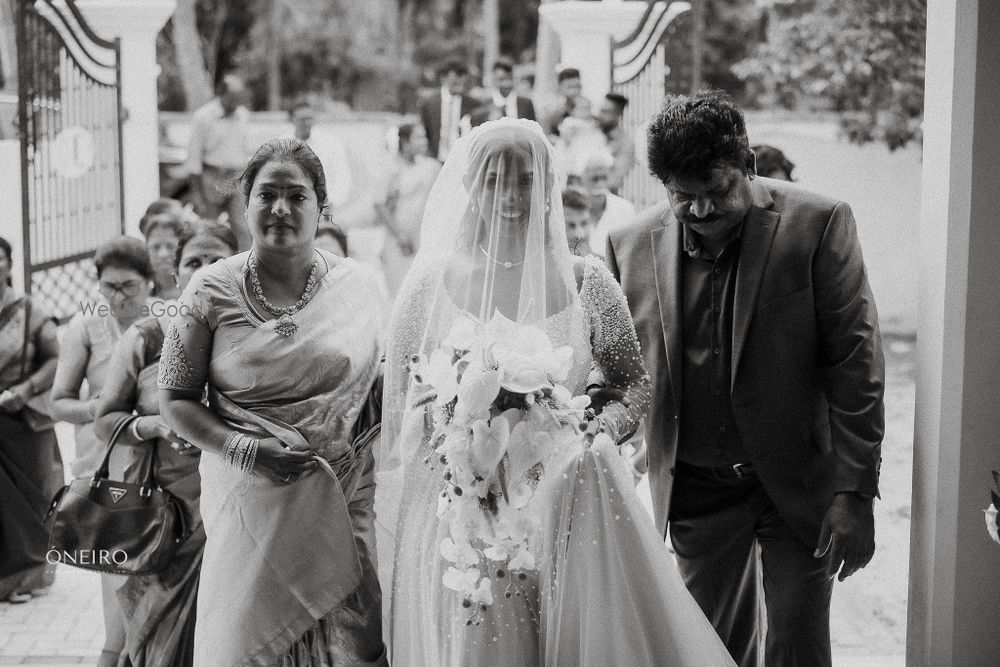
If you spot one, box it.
[814,492,875,582]
[585,386,627,414]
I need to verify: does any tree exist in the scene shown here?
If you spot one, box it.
[734,0,926,150]
[169,0,213,110]
[156,0,543,113]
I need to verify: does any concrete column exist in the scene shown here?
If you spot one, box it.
[908,1,1000,664]
[75,0,176,236]
[538,0,650,105]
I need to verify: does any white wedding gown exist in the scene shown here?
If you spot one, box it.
[381,257,735,666]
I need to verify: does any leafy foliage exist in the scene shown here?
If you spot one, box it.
[734,0,926,150]
[157,0,541,112]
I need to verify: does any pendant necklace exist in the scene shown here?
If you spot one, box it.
[247,250,319,336]
[478,244,525,270]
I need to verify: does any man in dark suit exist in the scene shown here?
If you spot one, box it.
[466,58,535,129]
[419,60,477,162]
[606,91,884,666]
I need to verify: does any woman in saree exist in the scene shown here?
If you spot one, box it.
[377,119,735,665]
[50,235,154,664]
[159,138,387,665]
[0,236,61,604]
[376,123,440,298]
[93,221,238,666]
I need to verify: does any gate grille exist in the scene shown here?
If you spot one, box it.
[16,0,124,322]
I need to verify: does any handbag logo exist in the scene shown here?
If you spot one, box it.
[108,487,128,503]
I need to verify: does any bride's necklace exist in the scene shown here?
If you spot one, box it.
[247,250,319,336]
[478,244,525,270]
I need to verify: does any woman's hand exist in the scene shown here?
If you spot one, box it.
[0,384,32,412]
[253,437,318,483]
[136,415,193,452]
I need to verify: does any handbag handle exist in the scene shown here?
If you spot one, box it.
[92,416,158,496]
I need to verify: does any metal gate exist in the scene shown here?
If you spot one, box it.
[15,0,124,321]
[611,1,691,210]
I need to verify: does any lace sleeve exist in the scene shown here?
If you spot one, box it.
[157,271,215,393]
[580,257,651,443]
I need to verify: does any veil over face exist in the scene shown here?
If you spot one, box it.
[377,119,582,607]
[411,118,575,325]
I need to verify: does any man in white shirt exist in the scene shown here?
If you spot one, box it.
[597,93,636,195]
[185,74,255,250]
[578,150,636,253]
[419,61,477,162]
[288,99,351,209]
[467,58,536,129]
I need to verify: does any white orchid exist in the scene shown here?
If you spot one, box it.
[443,566,482,594]
[443,314,479,352]
[482,312,575,392]
[452,362,501,426]
[441,536,479,567]
[470,415,511,484]
[423,348,460,406]
[484,537,536,572]
[469,577,495,606]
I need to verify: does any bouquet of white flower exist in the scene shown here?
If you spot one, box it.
[408,312,600,620]
[985,470,1000,546]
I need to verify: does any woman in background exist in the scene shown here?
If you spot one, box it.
[95,221,238,666]
[0,237,61,605]
[377,123,440,298]
[49,236,154,663]
[140,200,189,301]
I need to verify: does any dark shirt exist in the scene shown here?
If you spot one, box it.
[676,223,748,467]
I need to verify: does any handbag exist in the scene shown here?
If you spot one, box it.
[44,416,189,575]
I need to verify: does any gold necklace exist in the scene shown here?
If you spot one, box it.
[247,250,319,336]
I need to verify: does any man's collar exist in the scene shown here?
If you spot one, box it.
[681,220,745,259]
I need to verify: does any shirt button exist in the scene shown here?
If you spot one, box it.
[714,268,722,275]
[713,388,722,396]
[713,306,721,313]
[719,425,727,433]
[713,348,721,355]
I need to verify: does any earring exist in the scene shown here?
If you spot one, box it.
[471,202,478,213]
[172,274,179,288]
[545,201,551,213]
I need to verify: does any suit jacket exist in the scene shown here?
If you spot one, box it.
[467,96,536,128]
[606,178,885,546]
[419,91,478,158]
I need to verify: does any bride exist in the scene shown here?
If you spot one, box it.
[377,119,735,666]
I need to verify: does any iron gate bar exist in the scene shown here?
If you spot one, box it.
[16,0,124,322]
[29,249,93,272]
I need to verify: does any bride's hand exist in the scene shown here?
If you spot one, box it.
[253,437,318,483]
[582,418,608,448]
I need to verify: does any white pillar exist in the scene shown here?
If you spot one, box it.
[538,0,651,105]
[909,1,1000,664]
[75,0,176,237]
